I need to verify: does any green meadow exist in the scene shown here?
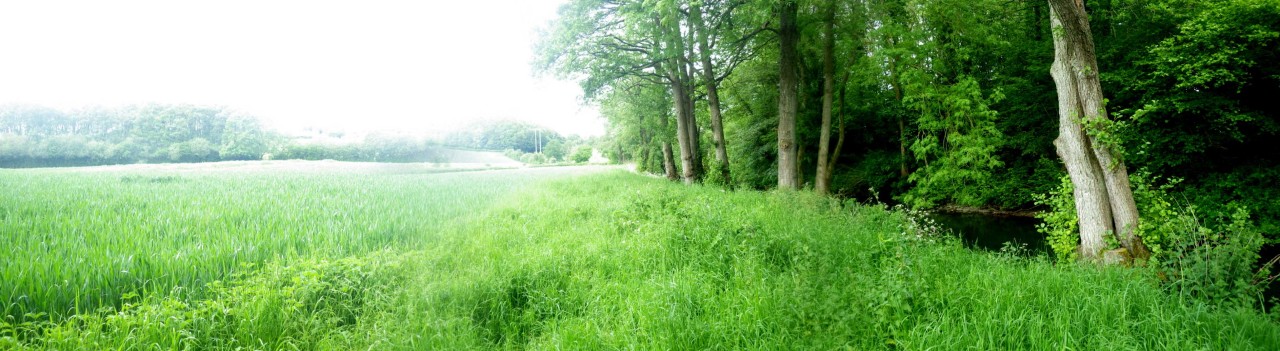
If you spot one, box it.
[2,162,1278,350]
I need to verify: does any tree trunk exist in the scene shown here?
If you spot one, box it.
[825,72,851,193]
[691,3,732,188]
[683,58,704,181]
[658,107,679,181]
[662,140,678,181]
[777,0,800,190]
[659,12,702,185]
[815,1,837,195]
[1047,0,1149,261]
[671,77,699,184]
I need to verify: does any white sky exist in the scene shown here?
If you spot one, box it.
[0,0,604,137]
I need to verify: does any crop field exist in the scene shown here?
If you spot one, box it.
[0,162,588,320]
[2,162,1279,350]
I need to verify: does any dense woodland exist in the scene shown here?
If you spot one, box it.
[540,0,1278,257]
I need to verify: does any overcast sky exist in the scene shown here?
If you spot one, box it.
[0,0,603,137]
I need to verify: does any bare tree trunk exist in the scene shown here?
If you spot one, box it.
[671,77,699,185]
[826,72,850,184]
[1047,0,1149,261]
[683,58,704,181]
[815,1,837,195]
[690,3,732,188]
[662,141,678,181]
[658,108,679,181]
[777,0,800,190]
[797,139,806,188]
[658,12,702,185]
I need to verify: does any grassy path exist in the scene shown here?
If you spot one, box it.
[3,164,1279,349]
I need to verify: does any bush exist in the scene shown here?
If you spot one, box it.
[1036,173,1275,310]
[520,152,549,165]
[1033,175,1079,262]
[570,146,592,163]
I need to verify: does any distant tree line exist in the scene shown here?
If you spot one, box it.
[276,132,446,163]
[443,119,602,164]
[0,104,446,167]
[442,119,565,153]
[0,105,603,168]
[0,104,274,167]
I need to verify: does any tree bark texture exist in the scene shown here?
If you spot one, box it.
[777,0,800,190]
[691,3,732,188]
[671,77,699,185]
[661,12,702,185]
[815,1,837,195]
[1047,0,1149,261]
[658,108,679,181]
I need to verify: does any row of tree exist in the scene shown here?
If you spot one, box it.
[0,105,596,168]
[538,0,1280,261]
[0,104,274,167]
[444,119,605,164]
[443,119,567,153]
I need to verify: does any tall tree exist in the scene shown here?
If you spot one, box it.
[1047,0,1149,261]
[814,0,840,195]
[656,8,704,184]
[776,0,800,190]
[537,0,704,183]
[690,1,731,187]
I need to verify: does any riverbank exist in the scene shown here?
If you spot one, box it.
[936,204,1040,218]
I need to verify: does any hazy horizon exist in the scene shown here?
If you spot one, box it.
[0,0,605,137]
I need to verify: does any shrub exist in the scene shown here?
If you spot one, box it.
[1036,172,1275,310]
[1033,175,1079,262]
[570,146,592,163]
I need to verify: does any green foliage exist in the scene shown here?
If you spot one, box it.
[6,251,411,350]
[1182,166,1280,235]
[1034,171,1275,311]
[1110,0,1280,238]
[597,79,674,176]
[543,139,568,161]
[521,152,550,165]
[902,77,1005,207]
[1034,175,1080,262]
[167,137,217,162]
[1145,0,1280,93]
[443,119,563,153]
[1156,207,1272,310]
[219,116,273,160]
[274,135,442,163]
[1126,174,1274,310]
[0,104,296,167]
[570,145,593,163]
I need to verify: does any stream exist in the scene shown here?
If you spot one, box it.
[929,212,1047,255]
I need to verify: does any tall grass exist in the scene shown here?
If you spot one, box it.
[0,165,583,321]
[3,166,1278,349]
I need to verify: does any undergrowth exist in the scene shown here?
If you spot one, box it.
[1036,172,1278,312]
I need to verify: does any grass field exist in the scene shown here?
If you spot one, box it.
[2,162,1279,349]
